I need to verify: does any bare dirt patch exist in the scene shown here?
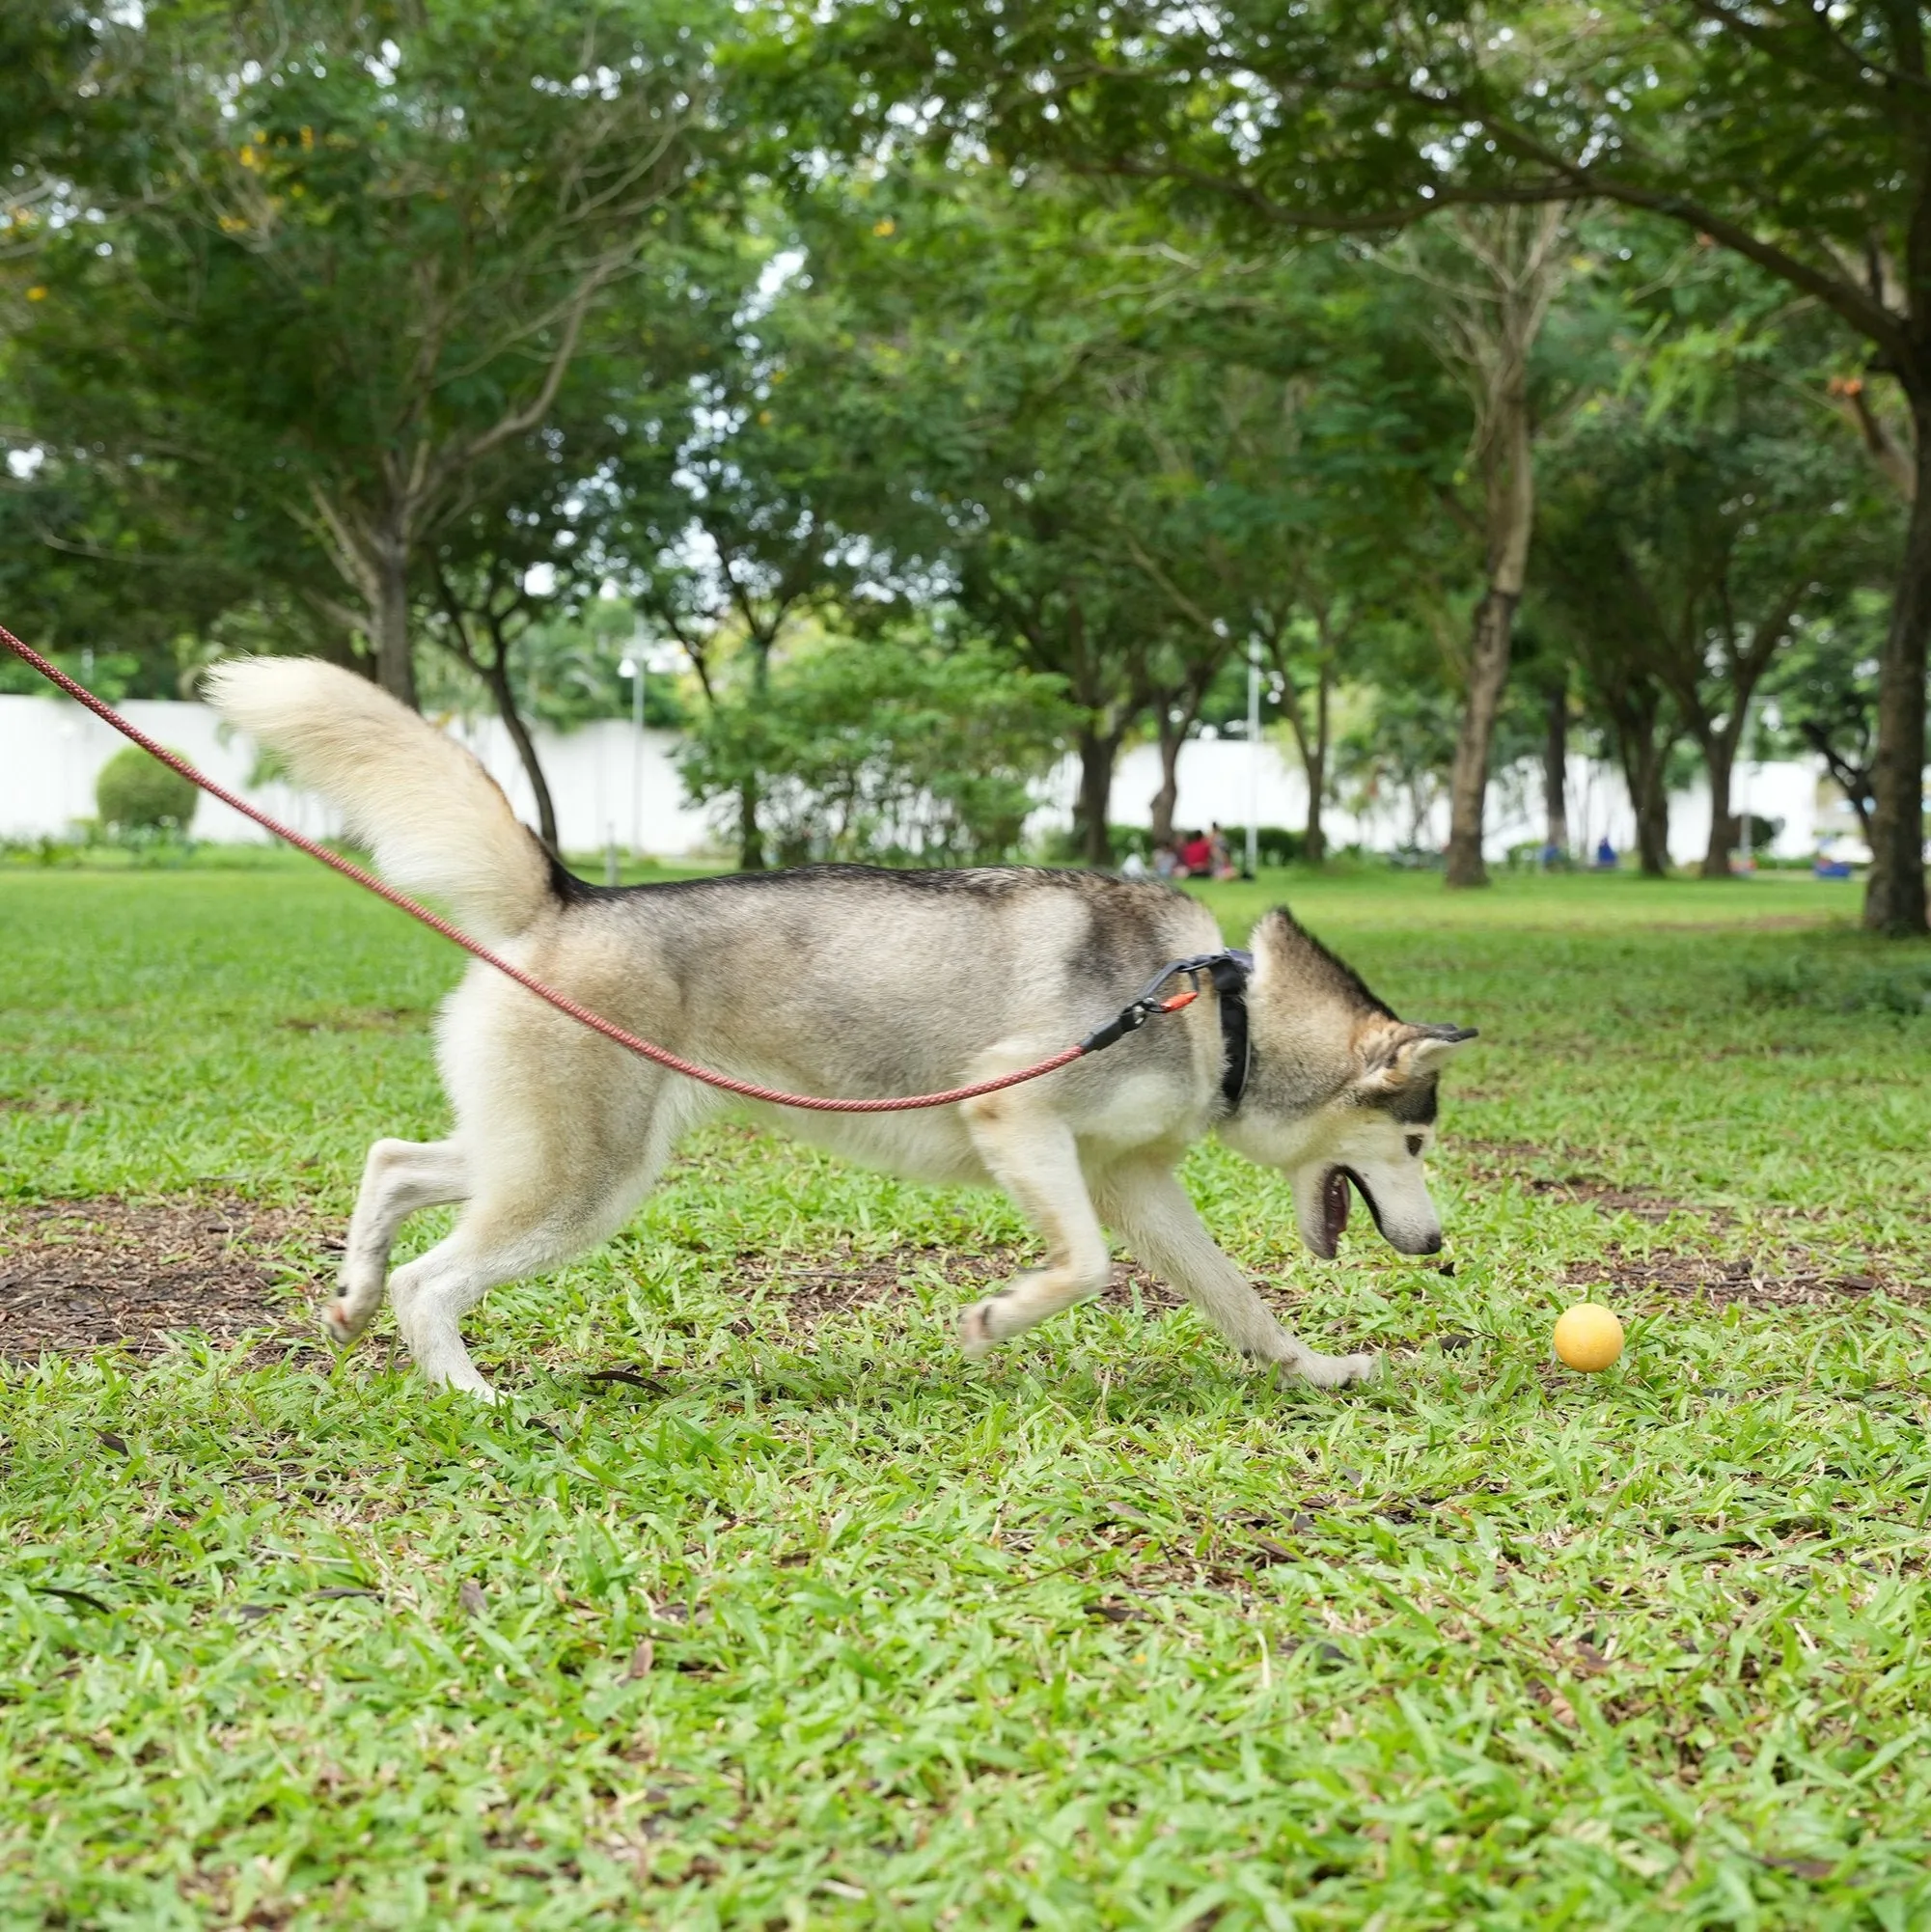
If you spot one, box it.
[0,1093,86,1117]
[1562,1244,1912,1309]
[723,1238,1183,1330]
[277,1005,428,1035]
[1459,1141,1724,1223]
[1528,1175,1724,1223]
[0,1197,329,1362]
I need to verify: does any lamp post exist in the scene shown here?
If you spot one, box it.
[618,643,646,859]
[1736,693,1755,873]
[1245,638,1261,878]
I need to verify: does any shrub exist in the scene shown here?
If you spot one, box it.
[96,746,199,834]
[1214,825,1304,869]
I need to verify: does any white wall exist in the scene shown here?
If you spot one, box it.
[444,712,713,858]
[1083,734,1839,864]
[0,694,717,858]
[0,688,1855,867]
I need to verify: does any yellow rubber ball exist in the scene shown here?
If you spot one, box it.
[1553,1303,1624,1373]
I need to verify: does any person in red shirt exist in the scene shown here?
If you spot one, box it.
[1176,830,1214,876]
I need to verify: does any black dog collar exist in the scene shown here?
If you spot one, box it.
[1209,950,1254,1110]
[1077,949,1255,1111]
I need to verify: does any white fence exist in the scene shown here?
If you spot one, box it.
[0,694,713,858]
[0,689,1851,866]
[1089,736,1840,865]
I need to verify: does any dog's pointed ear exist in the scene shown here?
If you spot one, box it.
[1358,1022,1478,1090]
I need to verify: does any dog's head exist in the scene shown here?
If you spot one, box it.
[1218,908,1476,1259]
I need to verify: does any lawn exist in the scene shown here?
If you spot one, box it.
[2,859,1930,1929]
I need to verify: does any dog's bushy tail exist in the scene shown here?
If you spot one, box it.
[205,656,551,941]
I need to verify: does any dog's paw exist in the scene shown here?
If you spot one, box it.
[321,1297,370,1347]
[958,1299,1002,1362]
[1283,1347,1379,1391]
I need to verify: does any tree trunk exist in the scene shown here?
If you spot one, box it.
[1635,753,1671,878]
[1864,392,1931,934]
[1304,660,1332,866]
[483,652,559,854]
[1445,588,1518,886]
[1542,678,1568,856]
[1439,213,1550,890]
[738,639,772,871]
[737,774,764,871]
[1614,724,1672,878]
[370,520,417,710]
[1150,711,1183,847]
[1074,724,1119,868]
[1699,731,1736,880]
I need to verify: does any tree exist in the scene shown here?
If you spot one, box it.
[679,629,1074,865]
[1388,206,1575,886]
[1537,277,1897,875]
[813,0,1931,927]
[25,0,708,707]
[1078,241,1457,863]
[1765,590,1889,848]
[792,178,1179,867]
[428,549,566,853]
[1333,671,1462,857]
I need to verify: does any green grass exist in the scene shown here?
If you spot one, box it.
[3,860,1930,1928]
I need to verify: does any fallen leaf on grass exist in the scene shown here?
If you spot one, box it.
[626,1639,655,1679]
[1571,1639,1611,1675]
[1526,1677,1577,1725]
[1759,1855,1836,1881]
[585,1366,670,1395]
[458,1581,488,1617]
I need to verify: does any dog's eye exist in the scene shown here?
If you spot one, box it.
[1406,1134,1424,1157]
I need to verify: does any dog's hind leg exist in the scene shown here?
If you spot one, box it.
[1092,1162,1375,1388]
[384,1212,591,1400]
[387,1080,712,1400]
[956,1101,1112,1359]
[331,1138,470,1346]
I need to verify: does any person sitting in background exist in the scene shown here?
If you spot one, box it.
[1152,839,1179,879]
[1594,836,1616,870]
[1176,829,1214,876]
[1208,821,1237,880]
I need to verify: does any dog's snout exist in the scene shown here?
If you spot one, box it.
[1415,1228,1445,1256]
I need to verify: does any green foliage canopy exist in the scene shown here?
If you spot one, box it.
[679,633,1074,867]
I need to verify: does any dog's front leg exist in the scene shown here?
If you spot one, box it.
[956,1100,1112,1359]
[1093,1163,1376,1388]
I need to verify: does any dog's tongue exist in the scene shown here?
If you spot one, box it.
[1323,1169,1352,1248]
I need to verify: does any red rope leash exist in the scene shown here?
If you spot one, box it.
[2,626,1109,1113]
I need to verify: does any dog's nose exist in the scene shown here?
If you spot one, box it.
[1414,1229,1445,1256]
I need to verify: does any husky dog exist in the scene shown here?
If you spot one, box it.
[207,658,1475,1403]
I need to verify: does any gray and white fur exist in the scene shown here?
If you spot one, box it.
[207,657,1476,1403]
